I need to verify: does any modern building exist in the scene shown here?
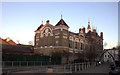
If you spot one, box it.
[34,16,103,63]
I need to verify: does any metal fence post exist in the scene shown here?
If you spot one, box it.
[75,64,77,72]
[2,61,4,68]
[70,64,72,72]
[64,65,66,72]
[19,61,21,67]
[12,61,13,67]
[41,61,42,66]
[34,61,35,66]
[82,63,84,70]
[27,61,28,67]
[79,64,80,71]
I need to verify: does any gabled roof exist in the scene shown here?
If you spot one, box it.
[0,37,9,45]
[55,19,69,27]
[0,37,16,45]
[86,31,98,36]
[36,24,44,31]
[4,37,16,45]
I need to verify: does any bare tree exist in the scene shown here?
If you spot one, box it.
[28,41,33,45]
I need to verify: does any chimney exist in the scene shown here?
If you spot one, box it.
[82,27,85,33]
[46,20,49,24]
[100,32,103,38]
[93,29,96,34]
[79,28,81,34]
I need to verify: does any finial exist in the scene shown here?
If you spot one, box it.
[61,11,63,19]
[61,14,62,19]
[42,20,43,24]
[42,17,43,24]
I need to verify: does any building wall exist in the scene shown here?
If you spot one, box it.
[34,19,103,63]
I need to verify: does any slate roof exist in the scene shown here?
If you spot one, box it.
[55,19,69,27]
[1,44,33,53]
[0,37,16,45]
[86,31,98,36]
[69,31,78,36]
[0,38,9,45]
[36,24,44,31]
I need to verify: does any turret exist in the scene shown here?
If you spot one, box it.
[87,21,91,33]
[46,20,50,24]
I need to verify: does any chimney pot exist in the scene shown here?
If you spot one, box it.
[46,20,50,24]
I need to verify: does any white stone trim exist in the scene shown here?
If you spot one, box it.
[34,47,38,49]
[69,36,73,41]
[53,46,69,48]
[63,36,67,39]
[40,27,53,38]
[56,41,58,43]
[54,26,68,30]
[36,39,39,41]
[35,46,69,49]
[36,43,38,45]
[75,38,79,42]
[55,36,60,38]
[36,36,39,39]
[85,40,88,44]
[50,46,53,47]
[45,46,47,48]
[69,50,73,53]
[69,48,73,53]
[63,33,67,36]
[80,39,84,43]
[55,33,60,35]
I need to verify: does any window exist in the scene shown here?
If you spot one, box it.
[105,55,106,57]
[36,43,38,45]
[80,43,83,50]
[75,42,77,49]
[69,40,72,48]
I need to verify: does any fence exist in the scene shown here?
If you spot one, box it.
[1,61,97,73]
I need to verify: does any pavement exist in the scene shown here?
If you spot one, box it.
[77,62,111,73]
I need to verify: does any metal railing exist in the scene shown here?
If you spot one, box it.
[1,61,97,73]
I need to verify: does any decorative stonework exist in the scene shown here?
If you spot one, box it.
[40,27,53,38]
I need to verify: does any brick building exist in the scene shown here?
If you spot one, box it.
[34,17,103,63]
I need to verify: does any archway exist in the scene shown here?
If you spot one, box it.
[98,50,115,65]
